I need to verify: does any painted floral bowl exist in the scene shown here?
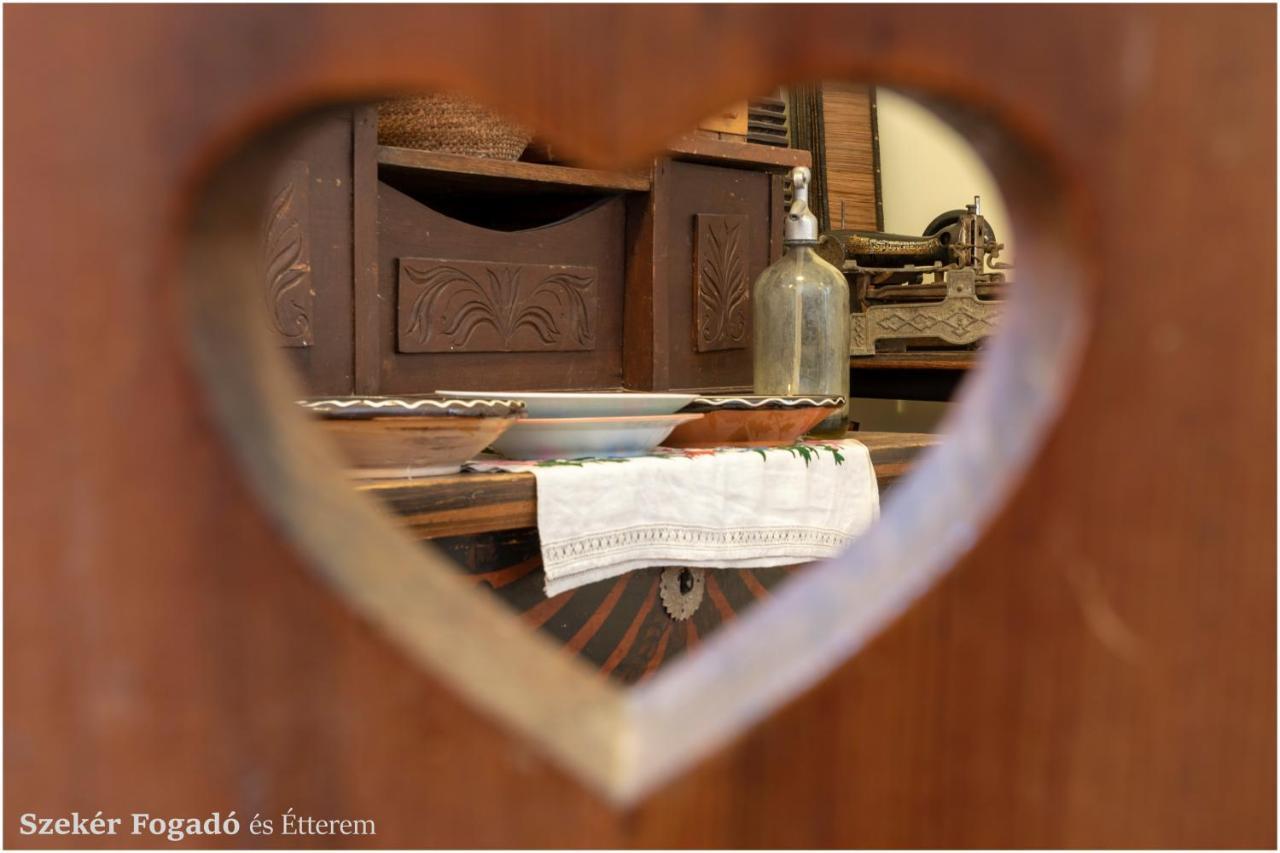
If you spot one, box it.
[662,395,844,448]
[297,395,525,479]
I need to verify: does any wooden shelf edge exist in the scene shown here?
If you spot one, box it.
[850,353,977,371]
[664,133,812,171]
[357,432,939,541]
[376,145,652,192]
[376,136,809,196]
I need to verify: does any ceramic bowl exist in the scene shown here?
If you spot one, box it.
[662,395,843,448]
[489,414,703,461]
[298,395,525,478]
[436,390,697,419]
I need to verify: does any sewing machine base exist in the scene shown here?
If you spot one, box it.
[849,268,1003,357]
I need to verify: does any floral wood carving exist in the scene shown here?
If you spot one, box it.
[694,213,750,352]
[262,159,314,347]
[397,258,597,353]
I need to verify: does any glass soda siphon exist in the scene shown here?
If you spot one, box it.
[751,166,851,437]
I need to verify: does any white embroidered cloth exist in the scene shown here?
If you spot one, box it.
[467,439,879,596]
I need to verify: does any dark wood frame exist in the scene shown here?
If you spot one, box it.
[869,86,885,230]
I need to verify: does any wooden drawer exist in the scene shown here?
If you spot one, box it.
[650,158,784,391]
[368,183,628,394]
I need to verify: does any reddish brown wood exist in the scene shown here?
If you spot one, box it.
[600,577,661,677]
[5,4,1274,849]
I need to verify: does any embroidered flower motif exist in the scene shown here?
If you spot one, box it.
[478,439,853,469]
[673,448,720,458]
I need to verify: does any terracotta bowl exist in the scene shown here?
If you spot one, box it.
[662,395,843,448]
[298,396,525,478]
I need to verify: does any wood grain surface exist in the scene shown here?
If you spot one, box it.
[357,431,936,540]
[377,145,652,193]
[851,352,977,371]
[820,82,882,231]
[375,187,626,393]
[665,133,812,171]
[5,4,1274,848]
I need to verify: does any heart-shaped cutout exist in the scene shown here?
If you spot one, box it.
[182,87,1087,804]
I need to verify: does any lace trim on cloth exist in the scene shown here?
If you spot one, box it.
[542,523,849,564]
[469,439,879,596]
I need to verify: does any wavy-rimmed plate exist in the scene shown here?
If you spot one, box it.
[437,390,697,419]
[298,395,525,478]
[490,414,703,461]
[664,395,843,447]
[678,394,845,412]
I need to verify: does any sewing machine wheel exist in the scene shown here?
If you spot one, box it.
[924,209,997,245]
[816,232,847,269]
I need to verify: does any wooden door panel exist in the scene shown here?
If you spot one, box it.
[655,159,774,391]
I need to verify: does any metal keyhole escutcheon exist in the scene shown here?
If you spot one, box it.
[660,566,706,621]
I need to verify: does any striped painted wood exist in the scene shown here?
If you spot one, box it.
[435,530,809,683]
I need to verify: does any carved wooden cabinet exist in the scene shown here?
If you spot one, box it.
[259,107,814,685]
[266,106,807,397]
[376,187,628,393]
[263,111,357,392]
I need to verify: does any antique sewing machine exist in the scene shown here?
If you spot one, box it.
[818,196,1011,356]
